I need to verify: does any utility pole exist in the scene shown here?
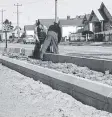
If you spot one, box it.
[55,0,57,22]
[14,3,22,39]
[0,9,6,40]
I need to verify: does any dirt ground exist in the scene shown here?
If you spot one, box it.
[0,63,112,117]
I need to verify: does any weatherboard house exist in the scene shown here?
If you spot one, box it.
[87,2,112,34]
[98,2,112,32]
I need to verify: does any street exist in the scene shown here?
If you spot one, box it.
[1,43,112,59]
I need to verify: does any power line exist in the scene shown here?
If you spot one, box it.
[14,3,22,39]
[21,0,46,5]
[0,0,44,8]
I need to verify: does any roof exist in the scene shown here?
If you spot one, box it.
[94,10,104,21]
[89,10,100,22]
[82,14,90,24]
[75,15,85,19]
[98,2,112,21]
[24,25,35,31]
[38,18,83,28]
[60,18,83,27]
[86,14,91,20]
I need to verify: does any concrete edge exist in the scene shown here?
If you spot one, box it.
[1,47,112,73]
[0,56,112,113]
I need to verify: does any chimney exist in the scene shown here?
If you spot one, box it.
[67,16,70,20]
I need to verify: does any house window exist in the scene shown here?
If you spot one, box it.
[89,23,93,32]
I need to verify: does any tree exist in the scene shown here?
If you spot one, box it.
[3,19,14,32]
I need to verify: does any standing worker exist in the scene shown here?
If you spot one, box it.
[40,19,62,60]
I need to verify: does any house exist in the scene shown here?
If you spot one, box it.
[68,14,91,41]
[84,2,112,41]
[98,2,112,32]
[60,17,83,40]
[68,2,112,41]
[83,14,91,31]
[88,10,104,33]
[87,2,112,33]
[24,25,35,37]
[75,14,91,33]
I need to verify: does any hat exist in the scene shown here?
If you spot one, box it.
[36,19,40,26]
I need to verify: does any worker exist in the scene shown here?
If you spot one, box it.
[40,18,62,60]
[32,20,47,59]
[37,19,47,45]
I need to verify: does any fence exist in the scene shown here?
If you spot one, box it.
[68,33,112,42]
[69,34,94,42]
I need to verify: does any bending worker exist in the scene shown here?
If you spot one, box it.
[33,20,47,59]
[40,19,62,60]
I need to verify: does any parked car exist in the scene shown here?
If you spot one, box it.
[23,35,36,44]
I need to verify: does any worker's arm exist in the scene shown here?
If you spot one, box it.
[34,27,39,42]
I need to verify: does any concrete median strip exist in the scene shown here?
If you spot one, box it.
[44,53,112,73]
[1,47,112,73]
[0,55,112,113]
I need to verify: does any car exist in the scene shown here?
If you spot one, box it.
[23,35,36,44]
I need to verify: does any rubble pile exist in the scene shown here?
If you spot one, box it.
[3,52,112,86]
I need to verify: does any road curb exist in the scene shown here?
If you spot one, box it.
[44,53,112,73]
[0,56,112,113]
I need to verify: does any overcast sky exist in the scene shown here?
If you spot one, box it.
[0,0,112,28]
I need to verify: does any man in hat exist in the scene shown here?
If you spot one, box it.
[33,19,47,59]
[36,19,47,45]
[40,18,62,60]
